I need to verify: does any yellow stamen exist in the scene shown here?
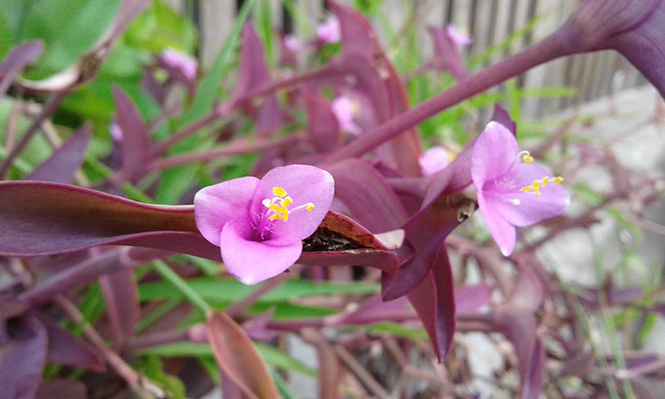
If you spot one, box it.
[305,203,315,211]
[520,176,564,196]
[263,187,314,223]
[522,155,534,163]
[273,187,287,197]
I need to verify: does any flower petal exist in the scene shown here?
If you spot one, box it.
[489,163,569,226]
[252,165,335,245]
[477,192,516,256]
[194,177,259,246]
[220,219,302,285]
[471,121,520,189]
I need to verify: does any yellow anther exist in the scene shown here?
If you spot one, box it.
[280,196,293,207]
[552,177,564,184]
[542,177,549,187]
[305,203,315,211]
[521,181,541,196]
[522,154,534,163]
[273,187,288,197]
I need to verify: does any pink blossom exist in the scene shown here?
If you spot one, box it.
[161,47,197,82]
[284,34,301,52]
[419,146,450,176]
[317,16,341,43]
[109,122,123,142]
[331,96,362,136]
[446,25,473,51]
[472,122,569,256]
[194,165,334,284]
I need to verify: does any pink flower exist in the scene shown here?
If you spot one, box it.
[284,34,301,52]
[160,48,197,82]
[419,146,450,176]
[445,25,473,51]
[317,16,341,43]
[194,165,335,284]
[472,122,569,256]
[331,96,362,136]
[109,122,123,142]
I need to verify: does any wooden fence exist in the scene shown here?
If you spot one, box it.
[170,0,646,118]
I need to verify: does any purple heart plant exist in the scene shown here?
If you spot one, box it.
[0,0,664,398]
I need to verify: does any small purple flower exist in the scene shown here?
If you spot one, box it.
[419,146,450,177]
[446,25,473,51]
[317,16,341,43]
[472,122,569,256]
[109,122,123,142]
[160,47,197,82]
[194,165,335,284]
[331,96,362,136]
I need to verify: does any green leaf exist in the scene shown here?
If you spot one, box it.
[365,322,429,340]
[139,278,380,303]
[139,342,316,376]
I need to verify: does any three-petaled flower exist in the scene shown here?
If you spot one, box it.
[472,121,569,256]
[194,165,335,284]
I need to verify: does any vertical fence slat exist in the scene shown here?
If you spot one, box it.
[198,0,235,69]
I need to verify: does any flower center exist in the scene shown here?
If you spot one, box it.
[521,176,564,196]
[254,186,315,240]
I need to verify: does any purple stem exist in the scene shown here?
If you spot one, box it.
[322,30,572,164]
[0,91,68,177]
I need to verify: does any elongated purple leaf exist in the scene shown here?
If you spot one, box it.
[521,338,545,399]
[455,284,493,315]
[328,159,408,232]
[0,315,47,399]
[36,313,105,371]
[233,23,270,101]
[329,1,376,62]
[100,269,139,348]
[206,312,279,399]
[426,26,467,80]
[26,124,91,183]
[255,95,284,137]
[382,198,461,301]
[509,264,545,314]
[406,245,456,361]
[0,41,44,99]
[0,181,219,259]
[113,86,150,176]
[304,92,342,153]
[334,294,412,326]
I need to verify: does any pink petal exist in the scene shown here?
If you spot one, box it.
[445,25,473,50]
[316,16,341,43]
[471,121,520,188]
[419,146,450,176]
[331,96,362,135]
[194,177,259,246]
[161,48,198,81]
[489,163,568,227]
[220,219,302,285]
[477,192,516,256]
[252,165,334,245]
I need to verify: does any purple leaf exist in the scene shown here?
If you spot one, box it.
[233,24,270,102]
[36,313,105,371]
[100,269,139,348]
[206,312,279,399]
[327,159,408,233]
[0,315,47,399]
[0,41,44,99]
[333,294,412,326]
[560,0,665,98]
[491,104,516,134]
[304,92,342,153]
[35,379,87,399]
[455,284,493,315]
[328,1,377,62]
[406,246,456,361]
[426,26,468,80]
[26,124,91,183]
[0,298,28,320]
[255,95,285,137]
[0,181,219,259]
[301,329,342,399]
[509,264,545,314]
[113,86,150,177]
[382,198,460,301]
[521,338,546,399]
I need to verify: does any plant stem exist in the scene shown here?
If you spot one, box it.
[151,259,212,314]
[322,30,572,164]
[0,91,67,177]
